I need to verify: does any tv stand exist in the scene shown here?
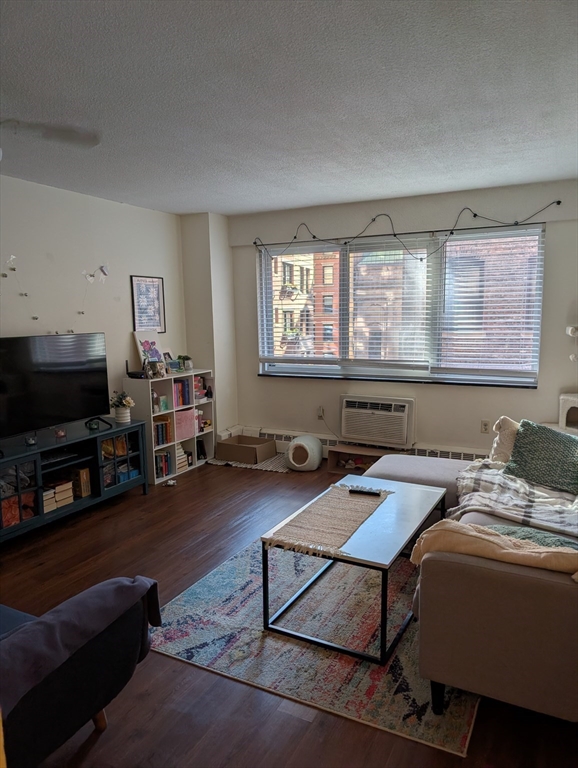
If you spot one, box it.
[0,419,148,542]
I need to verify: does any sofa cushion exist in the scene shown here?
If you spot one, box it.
[364,454,470,508]
[460,511,524,529]
[504,420,578,495]
[489,415,520,463]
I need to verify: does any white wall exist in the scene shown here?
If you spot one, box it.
[208,213,239,430]
[2,175,576,451]
[0,175,185,396]
[181,212,239,429]
[228,180,578,452]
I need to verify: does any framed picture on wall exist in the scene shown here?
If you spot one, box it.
[131,275,166,333]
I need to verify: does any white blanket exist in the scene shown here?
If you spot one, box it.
[411,519,578,580]
[449,459,578,538]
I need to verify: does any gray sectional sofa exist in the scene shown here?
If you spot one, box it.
[364,422,578,722]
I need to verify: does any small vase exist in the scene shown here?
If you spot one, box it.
[114,407,131,424]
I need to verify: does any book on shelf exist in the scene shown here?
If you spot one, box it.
[71,467,91,498]
[154,417,172,446]
[46,479,73,493]
[154,450,172,478]
[173,379,191,407]
[55,492,74,508]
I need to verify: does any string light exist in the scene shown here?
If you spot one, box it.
[254,200,562,260]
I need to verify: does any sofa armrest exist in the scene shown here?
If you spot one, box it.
[417,552,578,721]
[3,601,148,767]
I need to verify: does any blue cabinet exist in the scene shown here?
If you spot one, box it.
[0,419,148,542]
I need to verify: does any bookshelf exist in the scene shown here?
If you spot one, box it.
[123,370,214,485]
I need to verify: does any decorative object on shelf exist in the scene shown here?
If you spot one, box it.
[130,275,166,333]
[163,349,174,363]
[114,408,131,424]
[178,354,194,371]
[54,427,67,439]
[149,360,166,379]
[205,385,213,399]
[110,391,135,423]
[133,330,164,365]
[151,388,160,414]
[166,360,182,373]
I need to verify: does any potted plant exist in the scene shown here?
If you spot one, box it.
[110,391,136,423]
[178,354,194,371]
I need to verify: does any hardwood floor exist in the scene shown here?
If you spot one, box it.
[1,463,576,768]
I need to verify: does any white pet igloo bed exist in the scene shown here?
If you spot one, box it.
[285,435,323,471]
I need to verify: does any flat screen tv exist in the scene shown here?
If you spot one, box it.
[0,333,109,439]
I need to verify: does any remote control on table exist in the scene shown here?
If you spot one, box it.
[348,485,382,496]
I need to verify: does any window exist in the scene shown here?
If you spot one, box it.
[323,295,333,314]
[257,226,544,386]
[283,310,294,331]
[282,262,294,285]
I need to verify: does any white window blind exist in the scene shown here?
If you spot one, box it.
[257,226,544,386]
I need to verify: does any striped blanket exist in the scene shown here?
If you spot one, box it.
[449,459,578,539]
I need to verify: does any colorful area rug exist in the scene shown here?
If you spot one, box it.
[207,453,290,472]
[151,542,479,756]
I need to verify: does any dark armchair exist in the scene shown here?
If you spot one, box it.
[0,576,161,767]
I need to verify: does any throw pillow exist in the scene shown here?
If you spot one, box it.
[503,420,578,495]
[489,415,520,463]
[487,525,578,551]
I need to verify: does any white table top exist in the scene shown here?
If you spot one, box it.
[262,474,445,569]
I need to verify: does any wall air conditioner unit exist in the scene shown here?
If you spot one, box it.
[340,395,415,449]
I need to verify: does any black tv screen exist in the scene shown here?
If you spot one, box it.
[0,333,109,439]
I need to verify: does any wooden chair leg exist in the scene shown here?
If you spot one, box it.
[430,681,445,715]
[92,709,108,732]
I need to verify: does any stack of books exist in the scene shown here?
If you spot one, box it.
[153,417,172,447]
[47,480,74,508]
[173,379,191,407]
[43,488,57,514]
[154,451,172,479]
[175,443,188,473]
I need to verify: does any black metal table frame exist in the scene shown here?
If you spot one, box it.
[262,543,415,665]
[261,498,445,666]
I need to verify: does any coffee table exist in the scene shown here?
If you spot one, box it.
[261,474,445,665]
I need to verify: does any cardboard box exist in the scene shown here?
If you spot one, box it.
[216,435,277,465]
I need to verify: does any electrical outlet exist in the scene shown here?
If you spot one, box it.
[317,406,324,420]
[480,420,490,434]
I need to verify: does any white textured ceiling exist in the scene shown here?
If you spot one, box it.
[0,0,576,215]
